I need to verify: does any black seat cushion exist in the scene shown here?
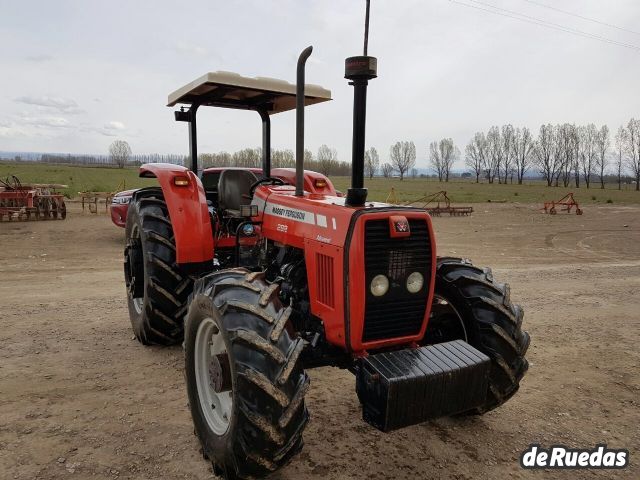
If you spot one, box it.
[217,169,258,214]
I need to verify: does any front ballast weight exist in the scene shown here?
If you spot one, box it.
[357,340,491,431]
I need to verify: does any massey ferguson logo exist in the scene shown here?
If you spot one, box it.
[394,220,409,232]
[389,215,411,238]
[520,444,629,469]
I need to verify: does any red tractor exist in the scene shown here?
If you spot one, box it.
[123,13,529,479]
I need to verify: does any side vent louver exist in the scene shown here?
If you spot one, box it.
[316,253,335,307]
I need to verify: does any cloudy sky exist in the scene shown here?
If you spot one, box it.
[1,0,639,168]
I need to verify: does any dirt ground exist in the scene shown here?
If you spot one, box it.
[1,201,639,480]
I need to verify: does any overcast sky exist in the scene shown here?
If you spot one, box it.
[1,0,639,168]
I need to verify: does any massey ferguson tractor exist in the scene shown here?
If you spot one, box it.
[123,5,529,478]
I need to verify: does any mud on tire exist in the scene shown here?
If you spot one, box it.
[124,188,192,345]
[185,268,309,479]
[430,257,530,413]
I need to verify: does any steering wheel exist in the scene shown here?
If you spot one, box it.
[249,177,285,196]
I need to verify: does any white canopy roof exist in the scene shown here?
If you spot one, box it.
[167,71,332,114]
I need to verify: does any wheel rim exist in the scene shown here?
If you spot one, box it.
[125,224,145,314]
[195,317,233,435]
[424,294,468,344]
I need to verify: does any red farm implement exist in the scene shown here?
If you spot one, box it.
[0,176,67,221]
[543,193,583,215]
[409,191,473,216]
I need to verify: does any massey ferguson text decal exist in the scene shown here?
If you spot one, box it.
[265,203,316,225]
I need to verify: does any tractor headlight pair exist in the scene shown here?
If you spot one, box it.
[369,271,424,296]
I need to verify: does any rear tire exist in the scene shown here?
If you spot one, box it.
[124,188,192,345]
[426,257,530,413]
[185,268,309,479]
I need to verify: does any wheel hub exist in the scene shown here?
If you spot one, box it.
[208,353,232,393]
[124,239,144,299]
[194,318,233,435]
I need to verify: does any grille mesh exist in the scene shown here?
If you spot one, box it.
[362,218,432,342]
[316,253,335,307]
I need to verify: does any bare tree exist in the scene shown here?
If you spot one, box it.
[232,147,261,167]
[410,168,418,179]
[625,118,640,191]
[614,126,627,190]
[465,132,487,183]
[571,126,581,188]
[272,149,295,168]
[501,124,515,184]
[364,146,380,179]
[317,144,338,176]
[578,124,597,188]
[442,138,459,182]
[485,126,501,184]
[535,124,557,186]
[109,140,131,168]
[512,127,534,184]
[304,148,314,165]
[390,141,416,180]
[552,125,562,187]
[429,141,444,181]
[595,125,610,189]
[381,162,394,178]
[554,124,576,188]
[429,138,458,182]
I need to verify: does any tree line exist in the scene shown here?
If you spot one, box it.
[461,118,640,190]
[11,117,640,191]
[9,151,186,168]
[199,145,352,176]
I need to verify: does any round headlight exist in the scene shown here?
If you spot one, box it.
[370,274,389,297]
[406,272,424,293]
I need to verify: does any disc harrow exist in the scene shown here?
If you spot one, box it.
[0,176,67,221]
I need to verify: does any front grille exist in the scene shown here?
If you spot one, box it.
[363,218,432,342]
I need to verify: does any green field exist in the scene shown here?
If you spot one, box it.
[0,162,156,198]
[330,177,640,205]
[1,162,638,204]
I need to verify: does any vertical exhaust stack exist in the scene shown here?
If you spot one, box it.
[345,0,376,207]
[295,46,313,197]
[258,109,271,178]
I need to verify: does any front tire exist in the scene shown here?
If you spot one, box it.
[425,257,530,413]
[124,189,192,345]
[185,269,309,479]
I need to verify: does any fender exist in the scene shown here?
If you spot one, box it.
[138,163,213,268]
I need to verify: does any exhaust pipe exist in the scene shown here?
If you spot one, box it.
[345,0,376,206]
[295,46,313,197]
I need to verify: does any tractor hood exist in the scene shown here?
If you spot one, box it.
[252,185,413,249]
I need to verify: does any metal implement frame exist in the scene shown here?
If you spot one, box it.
[543,193,583,215]
[407,191,473,217]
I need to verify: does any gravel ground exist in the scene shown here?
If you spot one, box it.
[1,201,638,479]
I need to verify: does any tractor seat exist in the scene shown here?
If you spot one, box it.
[217,169,258,216]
